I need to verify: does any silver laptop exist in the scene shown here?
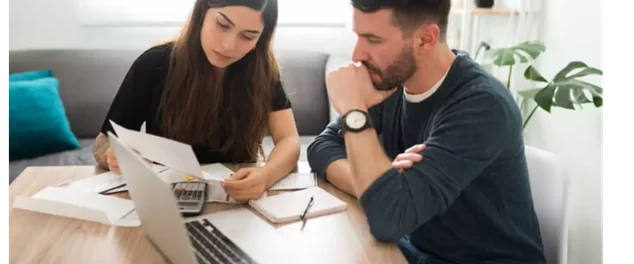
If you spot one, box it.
[108,132,292,264]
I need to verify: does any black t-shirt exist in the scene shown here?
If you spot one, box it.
[101,43,292,163]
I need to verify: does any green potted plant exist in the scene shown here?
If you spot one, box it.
[486,41,603,129]
[518,61,603,128]
[486,41,546,91]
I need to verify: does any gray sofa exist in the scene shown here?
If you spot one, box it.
[9,49,333,183]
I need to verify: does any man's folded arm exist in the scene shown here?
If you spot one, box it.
[356,92,512,241]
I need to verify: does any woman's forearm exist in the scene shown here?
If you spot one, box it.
[261,136,301,187]
[94,133,111,170]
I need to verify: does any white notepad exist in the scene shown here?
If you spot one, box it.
[248,187,347,224]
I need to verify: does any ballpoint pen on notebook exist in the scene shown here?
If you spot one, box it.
[300,195,314,231]
[300,195,314,220]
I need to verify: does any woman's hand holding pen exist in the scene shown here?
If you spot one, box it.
[221,167,270,201]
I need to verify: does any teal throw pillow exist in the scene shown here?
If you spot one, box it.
[9,77,81,160]
[9,69,53,82]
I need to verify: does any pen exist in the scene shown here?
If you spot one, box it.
[300,195,314,221]
[98,183,127,195]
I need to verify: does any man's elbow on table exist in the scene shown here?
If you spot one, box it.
[358,170,419,242]
[359,168,455,243]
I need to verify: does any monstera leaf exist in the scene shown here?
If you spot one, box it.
[521,61,603,113]
[487,41,546,66]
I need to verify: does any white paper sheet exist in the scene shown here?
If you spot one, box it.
[58,164,167,194]
[157,167,243,203]
[58,172,122,193]
[201,163,234,182]
[268,161,316,190]
[207,183,241,203]
[13,186,139,226]
[269,172,317,191]
[109,120,204,181]
[156,164,233,184]
[296,161,312,173]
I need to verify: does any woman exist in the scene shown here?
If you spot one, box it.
[93,0,300,201]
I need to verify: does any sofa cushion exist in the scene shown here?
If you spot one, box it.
[275,51,330,135]
[9,139,96,183]
[9,50,143,138]
[9,69,53,82]
[9,77,81,161]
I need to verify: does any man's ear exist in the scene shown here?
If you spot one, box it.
[413,24,440,56]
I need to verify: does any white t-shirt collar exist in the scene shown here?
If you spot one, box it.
[403,67,450,103]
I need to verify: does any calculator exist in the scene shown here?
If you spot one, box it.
[171,181,208,217]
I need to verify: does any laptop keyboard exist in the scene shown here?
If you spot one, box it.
[186,218,257,264]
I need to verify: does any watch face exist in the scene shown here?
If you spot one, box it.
[346,111,367,130]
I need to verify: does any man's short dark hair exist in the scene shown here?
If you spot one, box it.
[351,0,451,40]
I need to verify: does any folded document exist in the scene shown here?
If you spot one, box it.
[12,186,140,227]
[109,120,226,183]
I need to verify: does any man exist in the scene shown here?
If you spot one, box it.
[306,0,546,263]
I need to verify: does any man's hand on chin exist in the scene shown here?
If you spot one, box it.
[326,63,396,115]
[325,62,400,197]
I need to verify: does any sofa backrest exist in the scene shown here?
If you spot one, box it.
[276,51,331,135]
[9,49,141,139]
[9,49,330,138]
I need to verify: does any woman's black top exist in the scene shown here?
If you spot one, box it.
[100,43,292,163]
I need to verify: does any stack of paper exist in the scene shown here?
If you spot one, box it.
[267,161,317,191]
[269,172,317,191]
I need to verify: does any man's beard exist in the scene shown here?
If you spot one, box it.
[362,45,417,91]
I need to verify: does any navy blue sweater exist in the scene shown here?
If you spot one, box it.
[307,52,546,263]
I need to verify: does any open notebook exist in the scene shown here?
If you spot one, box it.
[248,187,347,224]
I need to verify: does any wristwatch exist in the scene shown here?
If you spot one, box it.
[339,109,372,134]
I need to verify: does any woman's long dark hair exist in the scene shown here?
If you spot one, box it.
[158,0,281,161]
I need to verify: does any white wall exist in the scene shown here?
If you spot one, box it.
[524,0,603,263]
[8,0,471,55]
[9,0,357,57]
[11,0,602,262]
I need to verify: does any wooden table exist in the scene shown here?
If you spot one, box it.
[9,165,406,264]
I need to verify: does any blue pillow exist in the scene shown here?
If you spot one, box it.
[9,77,81,161]
[9,69,53,82]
